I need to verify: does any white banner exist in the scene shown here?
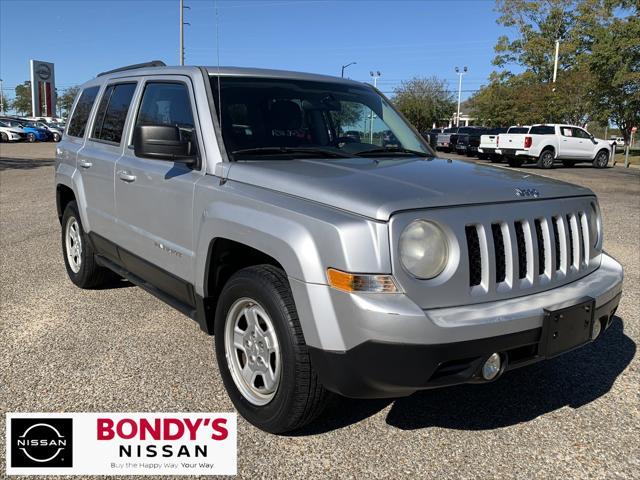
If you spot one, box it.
[6,412,237,476]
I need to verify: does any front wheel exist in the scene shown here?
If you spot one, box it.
[593,150,609,168]
[52,132,61,142]
[27,132,36,143]
[0,132,8,142]
[214,265,331,433]
[537,150,555,169]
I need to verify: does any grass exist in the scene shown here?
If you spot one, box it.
[613,148,639,166]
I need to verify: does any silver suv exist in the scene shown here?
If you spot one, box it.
[55,61,623,433]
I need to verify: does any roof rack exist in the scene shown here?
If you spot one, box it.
[97,60,167,77]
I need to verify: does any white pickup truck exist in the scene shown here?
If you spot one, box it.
[477,126,515,161]
[497,123,613,169]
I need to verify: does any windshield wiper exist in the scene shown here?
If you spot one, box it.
[231,146,354,159]
[353,147,432,158]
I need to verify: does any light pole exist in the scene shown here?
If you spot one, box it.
[341,62,356,78]
[0,78,4,115]
[454,66,467,127]
[179,0,191,65]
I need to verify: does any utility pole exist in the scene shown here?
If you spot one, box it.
[341,62,356,78]
[179,0,190,65]
[455,66,467,127]
[552,39,560,83]
[0,78,4,115]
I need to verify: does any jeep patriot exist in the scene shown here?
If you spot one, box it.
[55,61,623,433]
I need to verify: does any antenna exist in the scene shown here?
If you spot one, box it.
[215,0,222,128]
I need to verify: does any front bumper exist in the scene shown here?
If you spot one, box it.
[302,254,623,398]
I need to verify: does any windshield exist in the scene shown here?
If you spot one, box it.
[210,76,432,160]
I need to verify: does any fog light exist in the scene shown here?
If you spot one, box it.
[482,353,502,380]
[591,319,602,340]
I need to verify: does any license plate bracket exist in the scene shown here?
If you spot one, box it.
[540,297,595,358]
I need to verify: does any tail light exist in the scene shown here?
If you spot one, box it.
[524,136,532,148]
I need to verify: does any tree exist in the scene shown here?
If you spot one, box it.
[587,7,640,144]
[11,81,32,116]
[58,86,80,118]
[392,76,456,132]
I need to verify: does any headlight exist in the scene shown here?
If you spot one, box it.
[399,220,449,279]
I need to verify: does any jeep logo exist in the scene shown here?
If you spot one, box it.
[515,188,540,198]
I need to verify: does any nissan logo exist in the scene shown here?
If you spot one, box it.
[36,64,51,81]
[515,188,540,198]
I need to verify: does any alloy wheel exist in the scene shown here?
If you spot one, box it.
[224,297,281,406]
[65,216,82,273]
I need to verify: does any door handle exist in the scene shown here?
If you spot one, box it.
[78,160,92,169]
[118,170,137,182]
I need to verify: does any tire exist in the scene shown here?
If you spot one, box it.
[562,160,576,168]
[27,132,36,143]
[507,157,523,167]
[53,132,61,142]
[214,265,331,433]
[537,149,555,169]
[593,149,609,168]
[61,201,115,288]
[0,132,7,142]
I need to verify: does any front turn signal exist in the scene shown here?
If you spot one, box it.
[327,268,399,293]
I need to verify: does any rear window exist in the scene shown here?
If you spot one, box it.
[530,125,555,135]
[67,86,100,138]
[91,83,137,144]
[507,127,529,134]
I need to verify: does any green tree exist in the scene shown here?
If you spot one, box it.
[392,76,456,132]
[587,6,640,144]
[58,85,80,118]
[11,81,32,116]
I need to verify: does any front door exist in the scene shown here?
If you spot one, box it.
[572,127,595,158]
[558,125,581,158]
[114,78,203,293]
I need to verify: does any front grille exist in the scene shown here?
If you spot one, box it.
[465,206,593,293]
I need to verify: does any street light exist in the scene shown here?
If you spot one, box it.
[454,66,468,127]
[369,70,381,88]
[341,62,356,78]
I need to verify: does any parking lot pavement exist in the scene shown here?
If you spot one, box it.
[1,143,639,479]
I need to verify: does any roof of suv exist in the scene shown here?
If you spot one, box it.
[93,62,367,88]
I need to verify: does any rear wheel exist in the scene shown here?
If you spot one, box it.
[215,265,331,433]
[537,149,555,169]
[27,132,36,143]
[593,150,609,168]
[0,132,7,142]
[52,132,61,142]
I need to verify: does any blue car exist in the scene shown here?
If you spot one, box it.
[0,119,51,142]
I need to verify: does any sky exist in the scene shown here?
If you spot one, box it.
[0,0,505,106]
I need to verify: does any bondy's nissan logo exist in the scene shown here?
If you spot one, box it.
[36,63,51,81]
[10,418,73,468]
[515,187,540,198]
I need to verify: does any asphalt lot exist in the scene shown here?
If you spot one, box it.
[1,142,639,479]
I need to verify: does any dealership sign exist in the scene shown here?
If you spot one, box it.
[6,412,236,475]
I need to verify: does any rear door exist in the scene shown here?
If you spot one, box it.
[76,82,138,235]
[113,77,203,289]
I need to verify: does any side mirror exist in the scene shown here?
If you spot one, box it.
[133,125,197,165]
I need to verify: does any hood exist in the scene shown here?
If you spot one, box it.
[226,157,594,221]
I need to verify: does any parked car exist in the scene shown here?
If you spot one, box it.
[436,127,457,151]
[56,62,623,433]
[422,128,442,149]
[498,124,612,168]
[22,119,63,141]
[609,136,625,148]
[477,127,509,161]
[0,120,28,142]
[454,127,484,156]
[0,118,51,142]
